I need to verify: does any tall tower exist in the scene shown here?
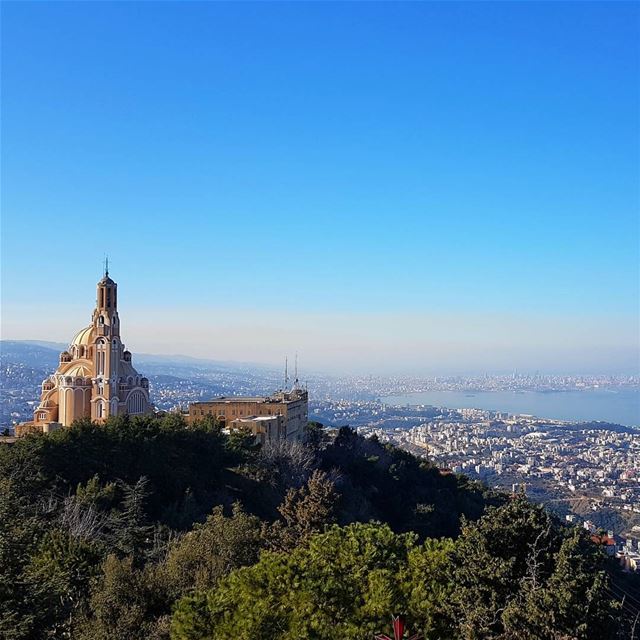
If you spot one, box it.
[90,265,123,421]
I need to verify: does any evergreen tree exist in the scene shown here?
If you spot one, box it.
[74,555,170,640]
[270,469,340,550]
[450,497,560,638]
[502,530,620,639]
[171,523,441,640]
[163,502,265,594]
[0,479,40,639]
[24,529,102,638]
[111,477,154,562]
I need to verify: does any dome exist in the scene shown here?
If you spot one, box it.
[70,325,96,346]
[63,362,93,378]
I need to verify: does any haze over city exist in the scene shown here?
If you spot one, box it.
[2,2,638,375]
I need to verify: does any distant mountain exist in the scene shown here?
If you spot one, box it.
[15,340,69,351]
[0,340,279,377]
[0,341,61,369]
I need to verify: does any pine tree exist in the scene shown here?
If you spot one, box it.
[271,469,339,550]
[111,477,154,562]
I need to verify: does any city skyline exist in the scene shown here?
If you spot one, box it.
[2,2,638,375]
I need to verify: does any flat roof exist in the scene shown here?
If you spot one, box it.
[193,396,269,404]
[192,394,305,405]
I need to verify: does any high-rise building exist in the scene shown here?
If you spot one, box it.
[16,269,151,436]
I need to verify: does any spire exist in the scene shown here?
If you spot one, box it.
[104,255,109,278]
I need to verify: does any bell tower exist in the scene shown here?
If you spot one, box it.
[93,259,120,333]
[91,258,123,420]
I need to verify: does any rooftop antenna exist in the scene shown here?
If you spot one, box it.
[284,357,289,390]
[294,352,299,389]
[104,254,110,277]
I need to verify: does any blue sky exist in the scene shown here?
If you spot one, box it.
[1,1,638,374]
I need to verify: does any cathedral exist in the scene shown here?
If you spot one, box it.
[16,269,151,436]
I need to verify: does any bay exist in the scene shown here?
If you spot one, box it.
[382,388,640,428]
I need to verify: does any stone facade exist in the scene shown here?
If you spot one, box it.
[16,271,151,436]
[188,389,308,441]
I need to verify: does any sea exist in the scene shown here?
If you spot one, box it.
[382,388,640,428]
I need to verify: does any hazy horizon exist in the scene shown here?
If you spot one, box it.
[2,2,638,377]
[2,297,637,377]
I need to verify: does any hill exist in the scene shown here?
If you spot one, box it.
[0,340,62,369]
[0,415,634,639]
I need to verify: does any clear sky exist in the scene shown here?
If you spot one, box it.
[1,1,639,375]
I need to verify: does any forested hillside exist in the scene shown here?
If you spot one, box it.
[0,415,633,639]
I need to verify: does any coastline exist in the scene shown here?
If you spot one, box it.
[381,388,640,429]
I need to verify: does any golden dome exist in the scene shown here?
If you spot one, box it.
[70,325,96,346]
[62,362,93,378]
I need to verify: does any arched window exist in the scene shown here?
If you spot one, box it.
[96,339,106,375]
[127,391,145,415]
[99,315,104,325]
[97,402,103,418]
